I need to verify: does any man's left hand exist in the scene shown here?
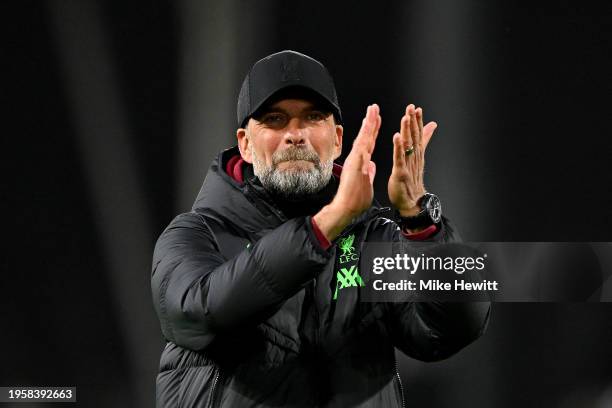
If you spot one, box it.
[388,104,437,217]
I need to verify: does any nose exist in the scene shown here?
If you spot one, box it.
[283,118,306,146]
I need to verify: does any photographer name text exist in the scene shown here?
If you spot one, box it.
[372,279,498,291]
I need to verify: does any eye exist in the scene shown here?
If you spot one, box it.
[306,111,326,122]
[261,113,286,126]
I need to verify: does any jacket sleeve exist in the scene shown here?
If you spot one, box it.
[151,212,331,351]
[384,300,491,362]
[378,216,492,361]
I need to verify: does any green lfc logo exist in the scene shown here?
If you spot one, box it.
[333,234,364,300]
[338,234,358,264]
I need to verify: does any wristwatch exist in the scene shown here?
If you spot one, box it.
[396,193,442,229]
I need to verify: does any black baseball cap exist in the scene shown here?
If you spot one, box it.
[237,50,342,128]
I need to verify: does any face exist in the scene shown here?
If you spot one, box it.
[237,98,343,199]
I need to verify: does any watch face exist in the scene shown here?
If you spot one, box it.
[426,194,442,223]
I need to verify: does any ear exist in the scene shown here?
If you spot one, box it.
[333,124,343,160]
[237,126,253,164]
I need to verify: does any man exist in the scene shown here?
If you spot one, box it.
[151,50,490,407]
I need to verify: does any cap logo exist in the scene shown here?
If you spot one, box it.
[280,60,300,82]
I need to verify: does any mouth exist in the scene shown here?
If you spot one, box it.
[276,159,315,170]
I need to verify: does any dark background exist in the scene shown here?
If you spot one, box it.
[4,1,612,407]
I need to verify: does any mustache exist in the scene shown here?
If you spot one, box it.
[272,147,320,166]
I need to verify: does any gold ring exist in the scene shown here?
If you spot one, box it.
[405,146,415,156]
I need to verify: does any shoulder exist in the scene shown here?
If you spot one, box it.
[153,212,217,260]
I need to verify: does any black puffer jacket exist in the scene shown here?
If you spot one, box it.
[151,147,490,407]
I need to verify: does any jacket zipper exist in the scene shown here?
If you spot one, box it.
[394,358,405,408]
[311,277,321,405]
[312,278,320,344]
[207,368,221,408]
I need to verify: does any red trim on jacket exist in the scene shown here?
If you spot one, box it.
[310,217,332,250]
[400,224,438,240]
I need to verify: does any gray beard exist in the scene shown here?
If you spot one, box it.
[251,147,334,200]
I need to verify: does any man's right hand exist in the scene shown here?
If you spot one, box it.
[313,104,381,242]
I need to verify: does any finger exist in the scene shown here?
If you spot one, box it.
[422,121,438,149]
[409,104,420,147]
[368,104,381,154]
[358,106,372,173]
[357,105,380,159]
[392,132,405,170]
[401,106,411,148]
[371,111,382,154]
[373,105,381,137]
[416,107,424,140]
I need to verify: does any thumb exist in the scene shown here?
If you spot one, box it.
[423,122,438,149]
[368,161,376,184]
